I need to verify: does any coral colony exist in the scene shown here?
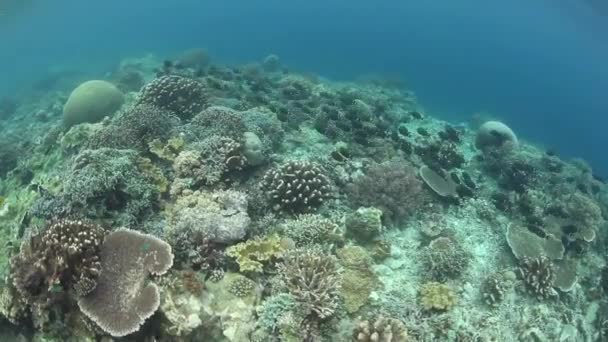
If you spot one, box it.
[0,50,607,341]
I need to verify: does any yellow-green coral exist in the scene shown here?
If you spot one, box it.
[136,157,169,193]
[337,246,378,314]
[419,282,456,311]
[227,235,287,273]
[149,137,185,161]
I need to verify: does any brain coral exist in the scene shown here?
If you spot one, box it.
[63,80,124,127]
[77,229,174,337]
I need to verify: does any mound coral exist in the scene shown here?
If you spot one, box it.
[137,75,206,120]
[422,236,470,280]
[10,220,106,304]
[63,80,124,127]
[278,248,341,320]
[345,207,384,241]
[261,160,332,213]
[475,120,518,150]
[77,229,174,337]
[347,159,423,225]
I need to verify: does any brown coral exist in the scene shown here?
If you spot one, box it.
[10,220,106,304]
[77,229,174,337]
[518,255,556,299]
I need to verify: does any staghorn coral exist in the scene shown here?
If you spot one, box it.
[137,75,206,120]
[10,220,106,304]
[278,248,341,320]
[518,256,556,299]
[226,234,287,273]
[77,228,174,337]
[261,160,332,213]
[419,282,457,311]
[422,236,470,281]
[352,315,409,342]
[347,159,423,225]
[167,189,250,244]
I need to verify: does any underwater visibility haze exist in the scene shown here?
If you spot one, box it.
[0,0,608,341]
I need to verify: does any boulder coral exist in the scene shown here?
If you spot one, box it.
[63,80,124,127]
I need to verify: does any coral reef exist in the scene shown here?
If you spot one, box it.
[3,53,608,340]
[77,228,174,337]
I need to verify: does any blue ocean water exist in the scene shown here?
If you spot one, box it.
[1,0,607,173]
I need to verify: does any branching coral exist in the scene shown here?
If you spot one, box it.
[347,159,423,225]
[10,220,106,304]
[352,315,409,342]
[188,106,247,141]
[278,248,341,320]
[261,160,332,213]
[518,256,556,299]
[280,214,342,247]
[77,229,174,337]
[137,75,206,120]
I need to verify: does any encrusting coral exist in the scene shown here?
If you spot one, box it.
[77,228,174,337]
[226,234,287,273]
[419,282,457,311]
